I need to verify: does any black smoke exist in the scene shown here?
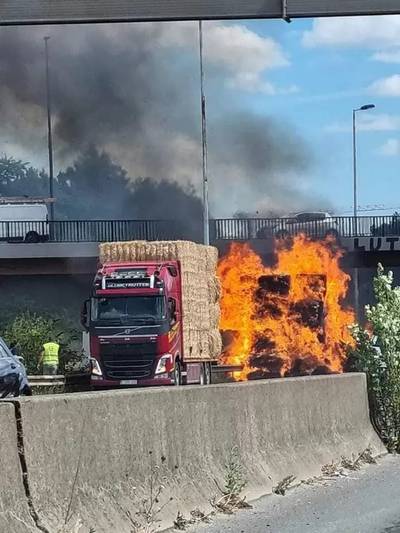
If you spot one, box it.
[0,22,315,216]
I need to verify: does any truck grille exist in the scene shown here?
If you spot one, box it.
[100,342,157,380]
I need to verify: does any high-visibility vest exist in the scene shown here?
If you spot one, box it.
[43,342,60,366]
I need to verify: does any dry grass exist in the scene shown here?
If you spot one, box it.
[306,447,379,485]
[211,493,252,515]
[272,475,296,496]
[173,509,211,530]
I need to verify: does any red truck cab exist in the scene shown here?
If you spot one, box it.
[82,261,212,387]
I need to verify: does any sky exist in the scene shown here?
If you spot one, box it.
[1,15,400,217]
[221,15,400,215]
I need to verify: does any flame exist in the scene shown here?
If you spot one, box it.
[217,235,355,380]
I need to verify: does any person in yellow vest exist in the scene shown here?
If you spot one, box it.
[39,341,60,375]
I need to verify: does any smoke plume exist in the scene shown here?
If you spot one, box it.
[0,22,318,216]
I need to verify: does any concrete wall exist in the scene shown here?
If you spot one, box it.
[2,374,384,532]
[0,403,34,532]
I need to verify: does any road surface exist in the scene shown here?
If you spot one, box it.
[190,454,400,533]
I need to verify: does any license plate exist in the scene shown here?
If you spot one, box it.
[120,379,137,385]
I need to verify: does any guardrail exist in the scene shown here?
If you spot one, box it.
[1,216,400,243]
[213,215,400,240]
[0,219,185,243]
[28,375,65,387]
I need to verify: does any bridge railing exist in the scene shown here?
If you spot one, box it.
[0,219,185,243]
[212,215,400,240]
[0,216,400,243]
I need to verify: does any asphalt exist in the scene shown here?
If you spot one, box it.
[190,454,400,533]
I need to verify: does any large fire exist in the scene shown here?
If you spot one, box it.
[217,235,355,380]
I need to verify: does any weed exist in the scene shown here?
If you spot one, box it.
[359,448,377,465]
[341,448,378,471]
[341,456,361,471]
[319,448,378,482]
[211,446,251,514]
[272,475,296,496]
[321,461,346,478]
[224,446,246,496]
[127,452,175,533]
[173,512,187,531]
[173,509,211,531]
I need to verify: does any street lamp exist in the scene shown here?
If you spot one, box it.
[353,104,375,220]
[198,21,209,246]
[352,103,375,320]
[44,36,55,221]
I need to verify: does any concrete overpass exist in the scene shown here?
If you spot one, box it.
[1,0,399,25]
[2,216,400,273]
[1,216,400,322]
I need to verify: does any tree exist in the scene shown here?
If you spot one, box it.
[350,264,400,452]
[0,156,48,198]
[1,311,81,375]
[57,145,132,219]
[130,177,203,241]
[0,148,205,241]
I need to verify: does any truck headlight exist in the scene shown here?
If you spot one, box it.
[90,358,103,377]
[155,355,172,375]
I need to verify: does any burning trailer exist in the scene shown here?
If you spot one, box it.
[248,273,327,379]
[218,235,355,380]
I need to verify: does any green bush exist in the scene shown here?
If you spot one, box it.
[0,311,82,375]
[350,264,400,452]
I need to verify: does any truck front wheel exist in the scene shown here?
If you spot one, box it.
[173,360,182,386]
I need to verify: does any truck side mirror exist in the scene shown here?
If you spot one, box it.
[81,299,90,330]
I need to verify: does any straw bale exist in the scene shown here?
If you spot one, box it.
[209,330,223,359]
[204,245,219,272]
[209,303,220,329]
[208,276,221,304]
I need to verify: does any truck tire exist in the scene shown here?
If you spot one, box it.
[200,362,212,385]
[206,362,212,385]
[173,360,182,386]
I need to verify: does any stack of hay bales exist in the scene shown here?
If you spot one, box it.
[99,241,222,361]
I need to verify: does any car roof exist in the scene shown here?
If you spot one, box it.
[282,211,332,218]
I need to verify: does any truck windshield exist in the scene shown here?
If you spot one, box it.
[91,296,166,324]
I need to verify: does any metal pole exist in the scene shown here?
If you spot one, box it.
[353,109,357,222]
[44,36,55,221]
[199,20,209,246]
[352,109,359,320]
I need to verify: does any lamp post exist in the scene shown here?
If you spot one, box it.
[198,20,209,246]
[44,36,55,221]
[353,104,375,222]
[352,103,375,319]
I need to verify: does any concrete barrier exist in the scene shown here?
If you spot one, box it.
[0,403,34,533]
[11,373,384,532]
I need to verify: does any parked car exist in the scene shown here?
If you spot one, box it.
[257,212,339,239]
[0,337,31,398]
